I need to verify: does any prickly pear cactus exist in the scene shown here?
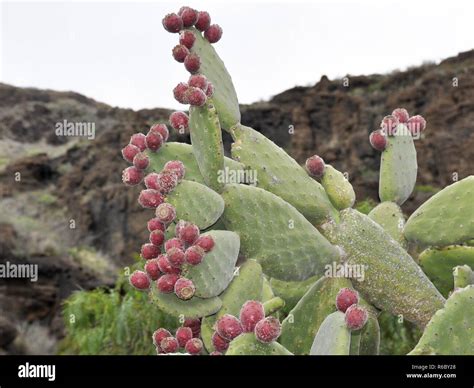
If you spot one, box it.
[117,6,474,356]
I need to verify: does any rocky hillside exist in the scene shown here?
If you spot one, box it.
[0,49,473,354]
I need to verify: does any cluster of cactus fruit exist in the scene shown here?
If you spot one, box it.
[120,6,474,355]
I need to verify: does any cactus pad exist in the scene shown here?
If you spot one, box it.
[221,184,341,281]
[453,265,474,289]
[226,333,292,355]
[368,201,406,246]
[320,164,356,210]
[309,311,351,355]
[359,315,381,355]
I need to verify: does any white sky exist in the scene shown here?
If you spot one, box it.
[1,0,473,110]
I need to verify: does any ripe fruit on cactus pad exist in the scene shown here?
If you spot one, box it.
[239,300,265,332]
[254,316,281,343]
[216,314,243,341]
[129,271,150,290]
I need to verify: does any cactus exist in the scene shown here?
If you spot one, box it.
[117,6,474,356]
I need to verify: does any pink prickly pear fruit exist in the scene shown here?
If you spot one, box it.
[216,314,243,341]
[211,332,230,352]
[391,108,409,123]
[156,273,180,293]
[132,152,149,170]
[144,173,160,190]
[160,336,179,353]
[155,203,176,224]
[178,6,198,27]
[167,247,185,268]
[185,245,205,265]
[163,160,186,181]
[157,254,181,275]
[156,172,179,194]
[172,44,190,63]
[204,24,223,43]
[254,316,281,343]
[150,123,169,142]
[149,229,165,247]
[407,115,426,136]
[305,155,325,178]
[183,318,201,338]
[138,189,164,209]
[184,338,203,355]
[169,111,189,132]
[175,220,186,238]
[144,259,161,281]
[162,13,183,33]
[130,133,147,151]
[147,218,166,233]
[194,235,215,252]
[205,82,214,98]
[369,129,388,151]
[335,287,359,313]
[165,237,185,252]
[175,327,193,348]
[345,304,369,331]
[195,11,211,31]
[174,277,196,300]
[381,115,399,136]
[179,30,196,49]
[129,270,150,290]
[184,53,201,74]
[239,300,265,333]
[145,130,164,152]
[185,87,206,106]
[178,222,200,245]
[122,166,143,186]
[188,74,208,92]
[141,243,161,260]
[173,82,189,104]
[121,143,140,163]
[153,328,171,348]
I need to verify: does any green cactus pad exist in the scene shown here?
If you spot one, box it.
[404,176,474,247]
[230,124,338,224]
[226,333,292,355]
[201,260,264,352]
[419,245,474,297]
[453,265,474,289]
[309,311,351,355]
[189,100,225,192]
[147,142,245,185]
[368,201,406,246]
[189,28,240,130]
[183,231,240,298]
[261,277,275,303]
[359,315,381,355]
[221,184,341,281]
[320,164,356,210]
[321,208,445,327]
[269,275,320,316]
[279,277,351,355]
[350,330,362,355]
[149,287,222,319]
[263,297,285,317]
[166,180,224,229]
[409,286,474,355]
[379,126,417,205]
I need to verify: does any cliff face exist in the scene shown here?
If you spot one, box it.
[0,50,473,354]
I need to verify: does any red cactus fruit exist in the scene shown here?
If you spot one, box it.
[138,189,164,208]
[254,316,281,343]
[163,160,186,181]
[194,235,215,252]
[178,222,200,245]
[165,237,185,252]
[145,130,164,152]
[188,74,208,92]
[183,317,201,338]
[335,287,359,313]
[391,108,409,123]
[150,123,169,142]
[169,111,189,131]
[407,115,426,136]
[185,245,205,265]
[185,86,206,106]
[305,155,325,178]
[130,133,147,151]
[122,166,144,186]
[156,172,178,194]
[147,218,166,233]
[178,6,198,27]
[174,277,196,300]
[211,331,230,352]
[167,247,185,268]
[369,129,388,151]
[204,24,223,43]
[381,114,399,136]
[129,270,150,290]
[345,305,369,331]
[153,328,171,348]
[155,203,176,224]
[184,338,203,355]
[172,44,190,63]
[184,53,201,74]
[175,326,193,348]
[122,143,140,163]
[173,82,189,104]
[157,273,180,293]
[195,11,211,31]
[141,243,160,260]
[160,336,179,353]
[239,300,265,332]
[144,173,159,190]
[149,229,165,247]
[216,314,243,341]
[162,13,183,33]
[205,82,214,98]
[157,254,181,275]
[144,259,161,281]
[179,30,196,49]
[132,152,149,170]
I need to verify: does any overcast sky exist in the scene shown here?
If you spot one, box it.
[1,0,473,110]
